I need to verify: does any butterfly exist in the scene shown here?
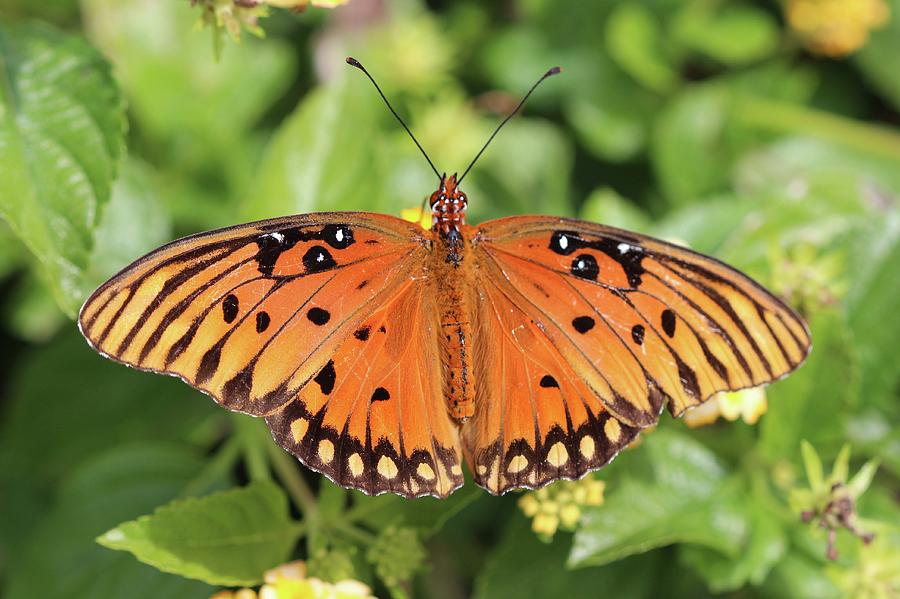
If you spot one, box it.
[79,58,810,498]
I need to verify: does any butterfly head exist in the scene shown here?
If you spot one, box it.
[430,173,468,235]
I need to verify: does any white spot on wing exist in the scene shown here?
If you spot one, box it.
[617,242,631,254]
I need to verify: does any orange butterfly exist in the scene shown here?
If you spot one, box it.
[79,59,810,498]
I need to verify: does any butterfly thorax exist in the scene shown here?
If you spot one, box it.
[428,175,476,422]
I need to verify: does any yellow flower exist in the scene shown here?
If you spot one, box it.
[518,477,605,541]
[786,0,890,57]
[683,387,768,428]
[400,206,432,231]
[210,560,375,599]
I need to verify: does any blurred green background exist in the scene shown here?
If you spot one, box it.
[0,0,898,597]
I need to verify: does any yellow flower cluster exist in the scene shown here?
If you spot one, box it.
[786,0,890,57]
[683,387,768,428]
[210,561,375,599]
[518,477,605,540]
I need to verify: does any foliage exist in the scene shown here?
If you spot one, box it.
[0,0,898,598]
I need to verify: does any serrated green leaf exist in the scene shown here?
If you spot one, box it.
[0,21,125,316]
[569,430,746,568]
[3,443,217,599]
[98,482,300,586]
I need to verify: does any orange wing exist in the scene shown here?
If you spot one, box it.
[462,273,639,495]
[80,213,463,497]
[266,282,464,497]
[463,216,809,493]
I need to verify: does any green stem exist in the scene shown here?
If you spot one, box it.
[330,520,377,545]
[735,96,900,162]
[266,440,318,516]
[232,414,272,483]
[386,581,412,599]
[179,434,242,498]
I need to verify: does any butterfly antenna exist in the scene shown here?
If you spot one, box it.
[458,66,562,184]
[346,57,441,180]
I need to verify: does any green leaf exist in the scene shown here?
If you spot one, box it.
[562,55,658,162]
[0,329,218,552]
[760,551,841,599]
[579,187,652,233]
[606,4,677,94]
[468,118,573,221]
[82,0,292,154]
[475,516,657,599]
[98,482,300,586]
[844,210,900,411]
[81,0,294,228]
[248,76,383,219]
[4,443,216,599]
[854,0,900,112]
[0,21,125,316]
[569,429,746,567]
[679,483,787,592]
[760,311,859,462]
[801,440,826,492]
[84,159,172,291]
[673,4,780,66]
[651,83,732,206]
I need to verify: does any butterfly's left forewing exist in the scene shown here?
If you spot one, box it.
[80,213,464,498]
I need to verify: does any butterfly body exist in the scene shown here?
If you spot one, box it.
[428,174,477,421]
[80,173,810,498]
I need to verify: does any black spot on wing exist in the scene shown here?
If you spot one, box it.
[256,311,270,333]
[661,309,677,337]
[354,326,371,341]
[549,230,579,255]
[572,316,595,334]
[255,224,354,277]
[571,254,599,281]
[631,324,645,345]
[222,294,239,323]
[303,245,337,273]
[322,224,355,249]
[307,307,331,325]
[314,360,336,395]
[539,375,559,388]
[371,387,391,402]
[549,230,646,287]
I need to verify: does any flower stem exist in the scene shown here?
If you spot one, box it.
[266,439,318,516]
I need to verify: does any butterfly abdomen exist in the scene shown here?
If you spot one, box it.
[432,226,477,422]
